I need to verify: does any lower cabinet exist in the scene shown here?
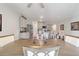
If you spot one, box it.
[20,32,30,39]
[65,35,79,47]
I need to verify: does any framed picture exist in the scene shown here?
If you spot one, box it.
[0,14,2,31]
[71,21,79,30]
[60,24,64,30]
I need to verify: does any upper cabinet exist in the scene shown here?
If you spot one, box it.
[19,16,27,33]
[60,24,64,30]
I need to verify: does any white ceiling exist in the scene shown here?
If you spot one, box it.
[5,3,79,24]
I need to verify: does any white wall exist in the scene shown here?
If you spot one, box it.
[64,19,79,36]
[0,4,20,40]
[32,21,38,39]
[57,6,79,37]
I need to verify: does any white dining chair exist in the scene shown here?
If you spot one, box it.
[22,46,61,56]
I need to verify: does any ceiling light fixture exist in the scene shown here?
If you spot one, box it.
[27,3,45,8]
[40,16,43,19]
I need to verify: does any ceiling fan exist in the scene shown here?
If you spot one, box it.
[27,3,45,8]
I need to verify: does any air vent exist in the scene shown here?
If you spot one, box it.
[27,3,45,8]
